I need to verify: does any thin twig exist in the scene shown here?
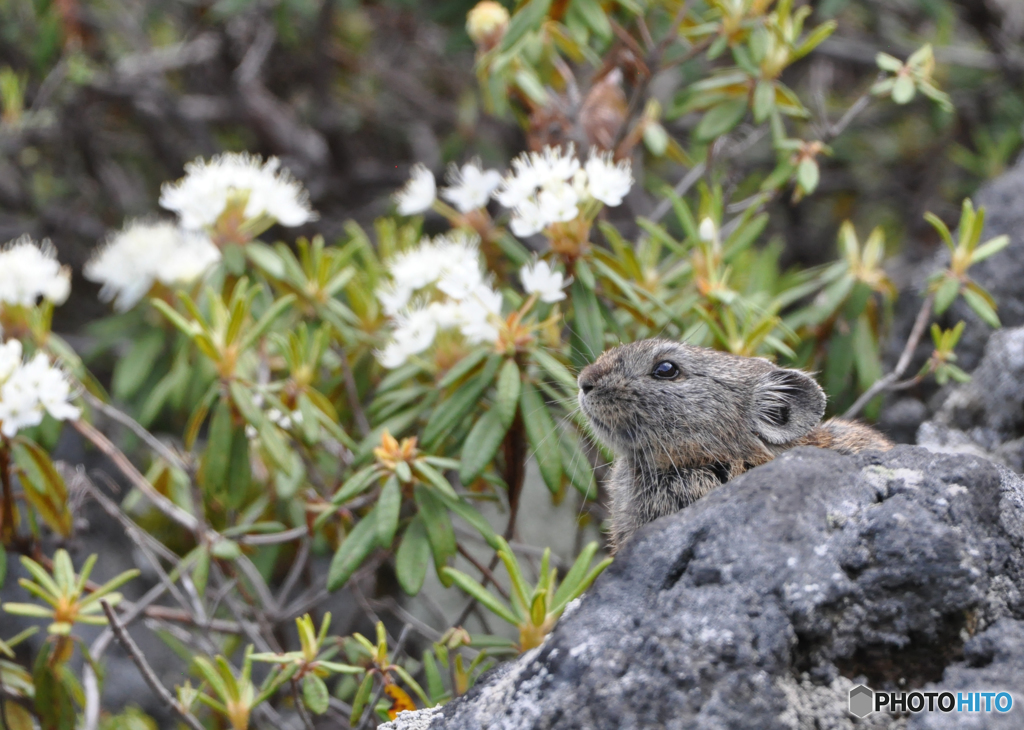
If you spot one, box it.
[73,420,199,532]
[842,292,935,419]
[82,392,189,473]
[338,344,370,437]
[291,679,316,730]
[100,600,207,730]
[457,543,510,600]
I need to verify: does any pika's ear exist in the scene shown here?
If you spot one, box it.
[751,368,826,444]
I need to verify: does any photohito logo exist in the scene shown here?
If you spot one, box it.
[848,686,1014,717]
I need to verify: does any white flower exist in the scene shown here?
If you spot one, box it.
[699,217,718,243]
[0,340,22,383]
[160,153,316,230]
[85,221,221,311]
[0,346,79,438]
[0,236,71,309]
[520,260,567,303]
[376,341,409,369]
[509,199,547,238]
[441,160,502,213]
[385,232,482,294]
[376,283,413,317]
[437,257,484,300]
[532,144,580,187]
[394,164,437,215]
[583,150,633,207]
[457,285,502,344]
[494,155,542,209]
[393,308,439,355]
[537,181,580,223]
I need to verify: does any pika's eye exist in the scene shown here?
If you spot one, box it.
[651,361,680,380]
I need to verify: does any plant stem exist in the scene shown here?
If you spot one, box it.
[842,292,935,419]
[0,443,13,545]
[100,600,207,730]
[502,409,527,541]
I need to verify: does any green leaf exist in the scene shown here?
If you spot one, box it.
[376,476,402,549]
[412,461,459,500]
[797,157,820,193]
[531,348,578,395]
[933,276,961,315]
[422,355,502,448]
[201,398,233,492]
[438,348,490,389]
[643,121,669,156]
[459,410,510,485]
[969,235,1010,265]
[962,288,1001,328]
[494,360,521,428]
[349,673,374,727]
[694,99,748,142]
[193,549,210,596]
[112,330,164,400]
[415,485,456,577]
[892,74,915,104]
[752,81,775,123]
[520,382,562,494]
[0,543,6,589]
[302,674,330,715]
[423,650,444,701]
[246,242,286,279]
[211,539,241,560]
[436,493,500,549]
[500,0,552,51]
[876,52,903,72]
[332,466,381,505]
[852,315,883,392]
[441,568,519,625]
[551,541,599,610]
[395,516,431,596]
[12,438,72,537]
[569,279,604,367]
[33,644,76,730]
[327,516,378,591]
[239,294,296,352]
[570,0,611,41]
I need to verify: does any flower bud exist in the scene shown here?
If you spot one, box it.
[466,1,509,51]
[699,217,717,243]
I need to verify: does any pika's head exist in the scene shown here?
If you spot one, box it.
[577,339,826,464]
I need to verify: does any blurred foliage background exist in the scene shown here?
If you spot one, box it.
[0,0,1022,728]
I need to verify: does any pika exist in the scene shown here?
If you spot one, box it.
[578,339,893,551]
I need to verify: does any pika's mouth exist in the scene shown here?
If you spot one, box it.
[579,394,634,450]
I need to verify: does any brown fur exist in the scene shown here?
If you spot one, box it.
[578,339,893,551]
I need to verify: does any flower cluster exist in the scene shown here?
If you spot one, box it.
[0,340,79,438]
[375,233,504,368]
[495,145,633,237]
[393,159,503,216]
[159,152,316,232]
[85,221,222,311]
[0,236,72,310]
[391,147,632,239]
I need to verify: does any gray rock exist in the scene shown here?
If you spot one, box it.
[386,446,1024,729]
[917,326,1024,471]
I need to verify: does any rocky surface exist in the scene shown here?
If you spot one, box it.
[880,155,1024,443]
[917,326,1024,474]
[385,446,1024,729]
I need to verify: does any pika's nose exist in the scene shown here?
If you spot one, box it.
[578,364,599,394]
